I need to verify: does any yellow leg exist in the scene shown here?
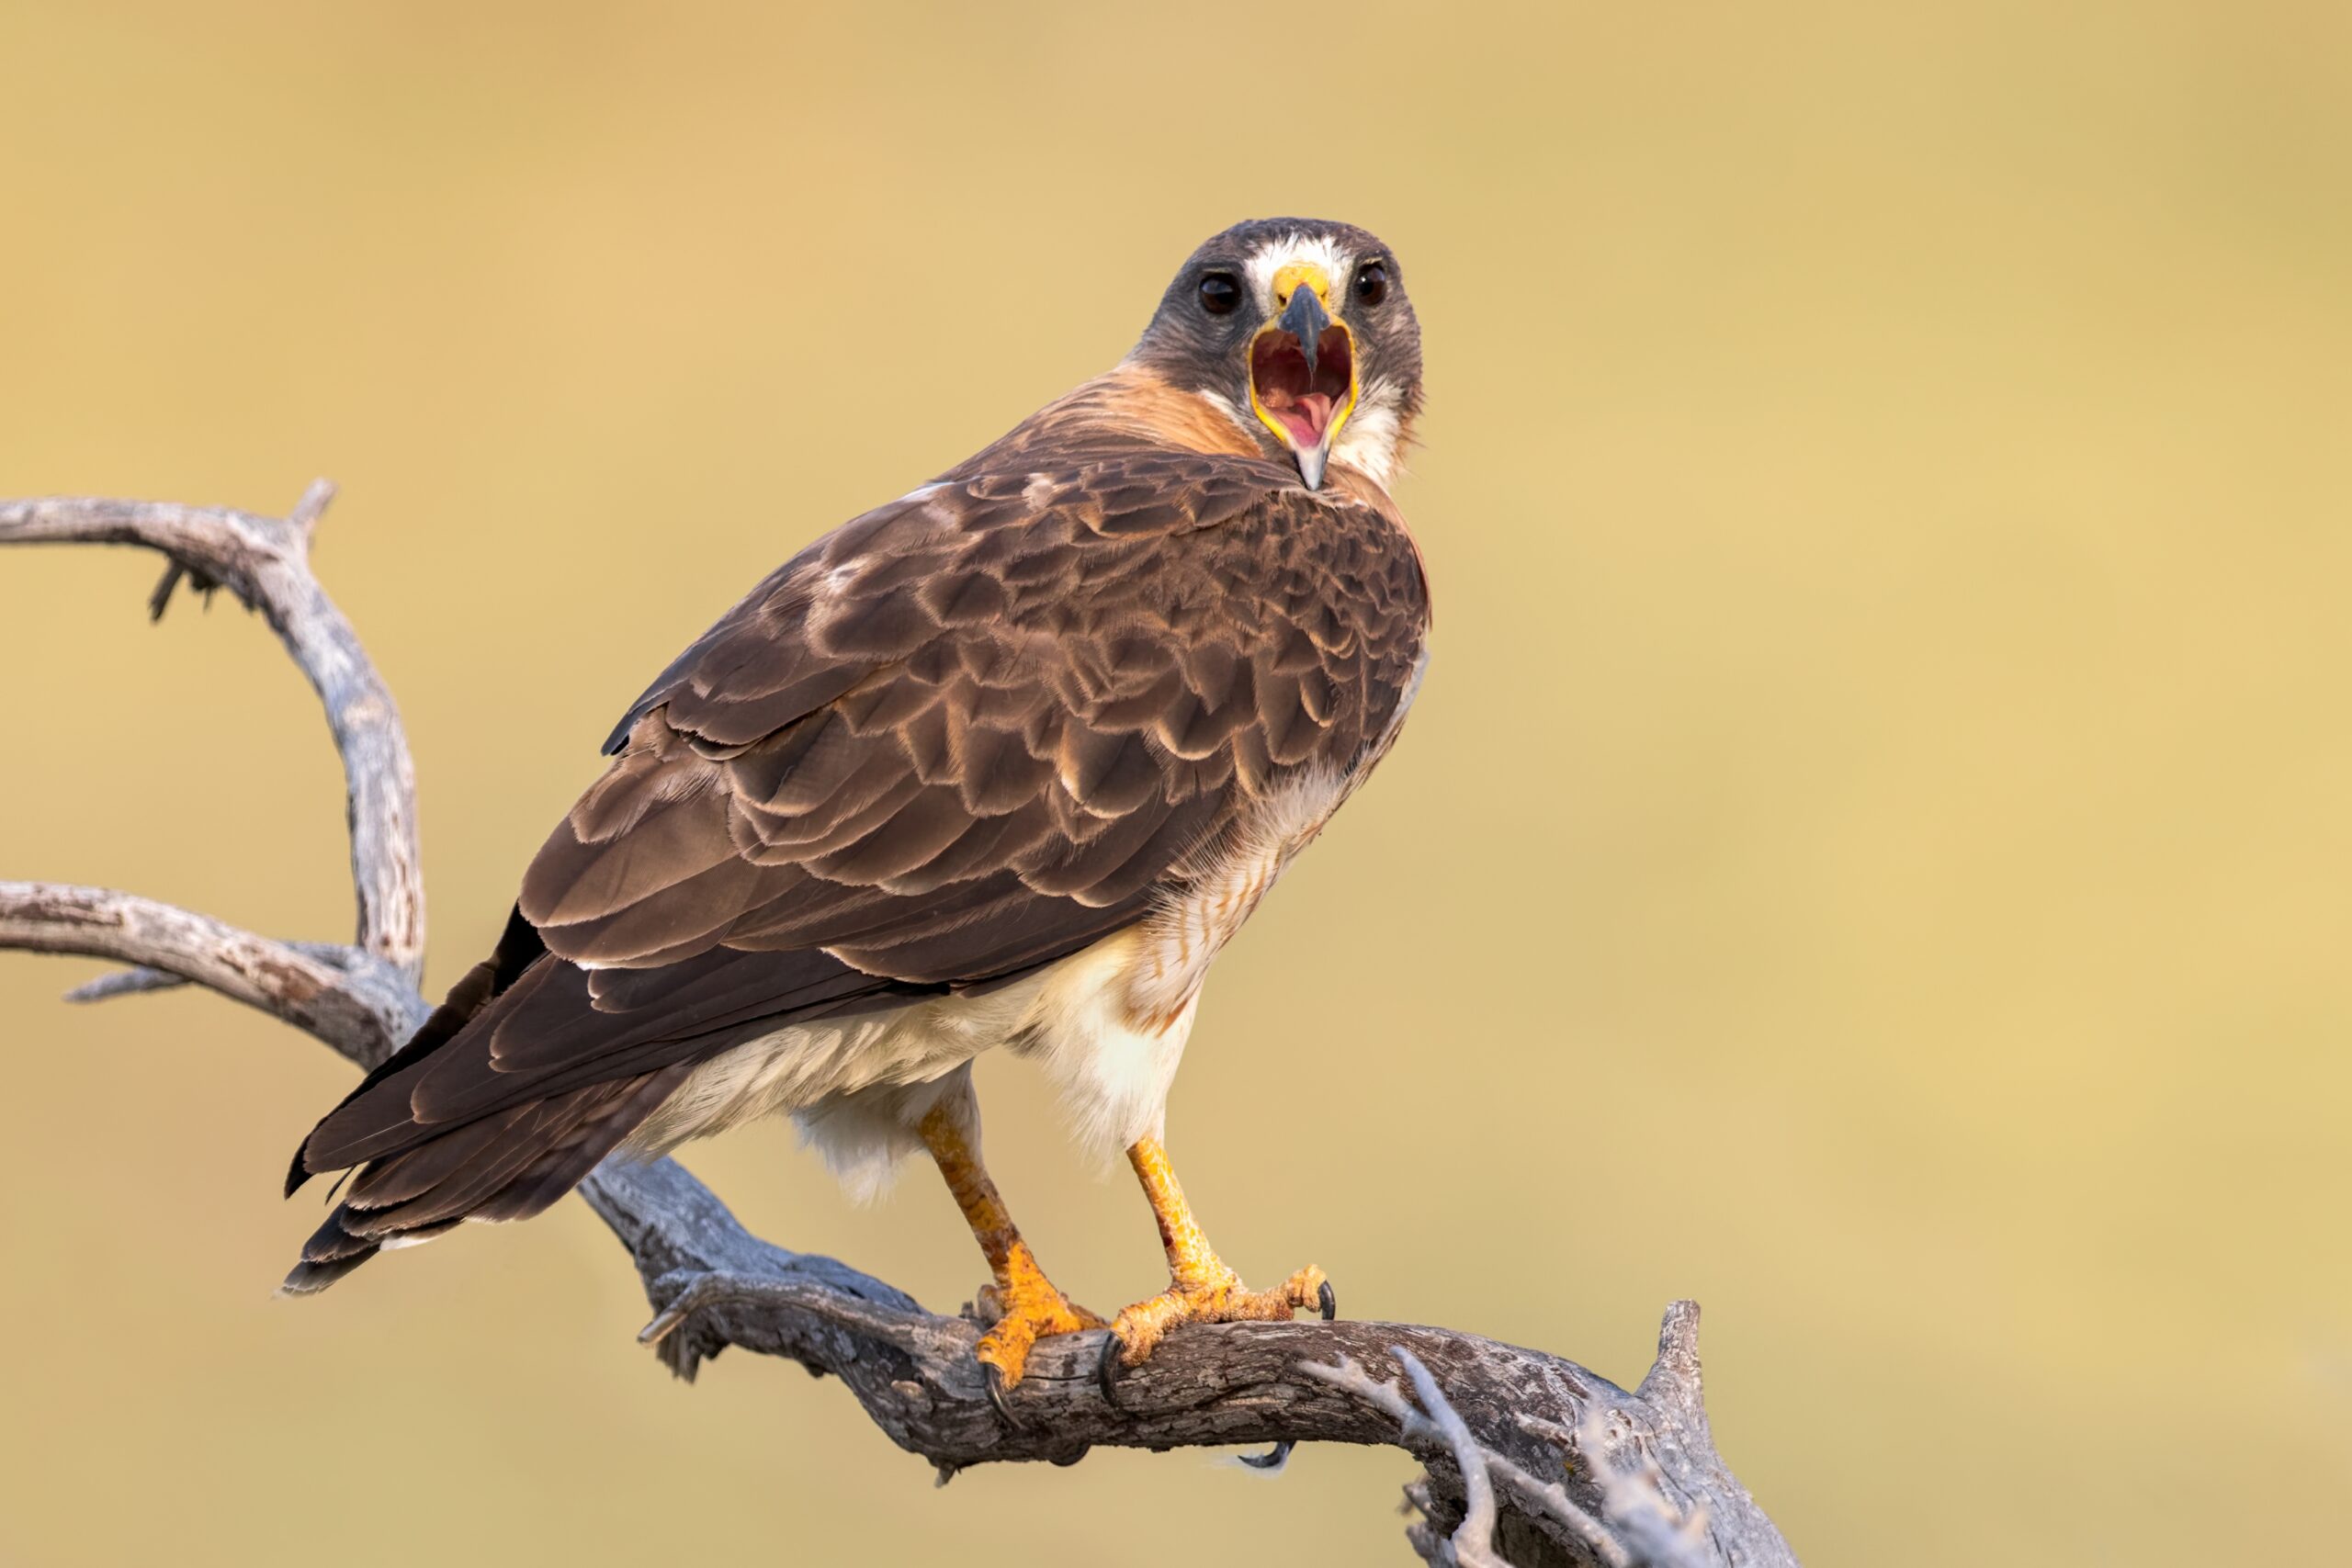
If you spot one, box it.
[918,1104,1101,1397]
[1105,1135,1331,1370]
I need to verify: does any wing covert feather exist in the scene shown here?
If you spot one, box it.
[524,460,1428,1017]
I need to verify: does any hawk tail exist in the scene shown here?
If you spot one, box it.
[278,906,685,1295]
[277,1064,689,1295]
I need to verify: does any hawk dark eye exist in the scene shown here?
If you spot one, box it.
[1198,272,1242,315]
[1354,259,1390,307]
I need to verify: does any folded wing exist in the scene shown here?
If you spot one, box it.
[282,453,1429,1287]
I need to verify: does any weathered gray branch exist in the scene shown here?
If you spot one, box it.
[1,482,424,976]
[59,937,370,1006]
[0,881,419,1063]
[0,486,1798,1568]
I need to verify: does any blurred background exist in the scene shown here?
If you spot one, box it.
[2,2,2346,1563]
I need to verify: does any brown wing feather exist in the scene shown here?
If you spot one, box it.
[524,457,1427,983]
[283,407,1430,1285]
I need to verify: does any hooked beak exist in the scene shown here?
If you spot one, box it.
[1280,286,1331,378]
[1249,265,1358,491]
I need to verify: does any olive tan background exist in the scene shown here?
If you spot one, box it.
[3,4,2346,1564]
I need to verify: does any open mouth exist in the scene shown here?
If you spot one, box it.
[1251,324,1354,449]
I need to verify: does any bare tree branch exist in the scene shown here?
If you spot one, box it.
[0,881,419,1063]
[0,486,1800,1568]
[1306,1348,1519,1568]
[583,1155,1789,1567]
[1306,1349,1629,1568]
[1,482,424,976]
[59,939,366,1006]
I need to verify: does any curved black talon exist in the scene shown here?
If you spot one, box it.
[1317,1280,1338,1321]
[982,1361,1023,1428]
[1237,1439,1295,1471]
[1096,1331,1126,1404]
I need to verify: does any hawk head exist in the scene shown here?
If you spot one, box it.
[1130,218,1424,491]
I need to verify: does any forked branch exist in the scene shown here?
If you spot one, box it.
[1,484,424,977]
[0,485,1798,1568]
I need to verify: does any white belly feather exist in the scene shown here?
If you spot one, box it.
[625,761,1369,1197]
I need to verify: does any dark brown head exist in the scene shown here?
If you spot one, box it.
[1128,218,1424,491]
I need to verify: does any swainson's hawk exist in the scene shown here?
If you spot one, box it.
[284,217,1432,1404]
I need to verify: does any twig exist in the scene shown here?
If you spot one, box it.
[1571,1407,1715,1568]
[1396,1348,1509,1567]
[1300,1350,1514,1568]
[1306,1350,1633,1568]
[60,939,365,1004]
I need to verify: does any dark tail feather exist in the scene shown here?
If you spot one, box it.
[277,1208,385,1296]
[276,1063,690,1294]
[288,905,545,1199]
[279,905,691,1295]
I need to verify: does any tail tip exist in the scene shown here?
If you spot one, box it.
[277,1247,379,1297]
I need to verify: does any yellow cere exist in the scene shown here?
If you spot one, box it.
[1270,260,1332,308]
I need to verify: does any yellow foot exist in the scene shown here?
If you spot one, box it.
[972,1265,1103,1416]
[1100,1261,1334,1393]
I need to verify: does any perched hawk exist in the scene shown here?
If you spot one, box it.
[285,217,1432,1404]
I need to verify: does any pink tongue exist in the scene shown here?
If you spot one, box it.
[1278,392,1334,447]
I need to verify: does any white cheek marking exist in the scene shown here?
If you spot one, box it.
[1331,377,1407,489]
